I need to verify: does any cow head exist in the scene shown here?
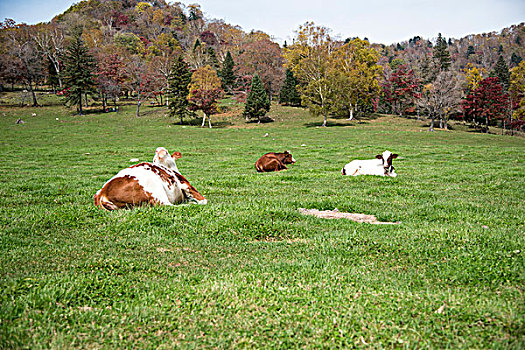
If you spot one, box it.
[153,147,181,173]
[375,150,398,177]
[282,151,296,164]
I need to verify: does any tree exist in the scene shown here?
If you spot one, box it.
[283,22,336,127]
[491,55,510,90]
[509,61,525,125]
[329,38,381,120]
[32,24,65,88]
[6,24,45,106]
[167,55,193,124]
[220,51,236,92]
[237,37,284,99]
[381,64,421,116]
[418,71,463,131]
[463,63,486,92]
[187,65,223,128]
[279,68,301,106]
[243,74,270,123]
[462,77,509,132]
[97,53,127,110]
[62,28,97,115]
[433,33,452,71]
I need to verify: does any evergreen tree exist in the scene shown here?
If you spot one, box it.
[243,74,270,123]
[433,33,452,71]
[279,69,301,106]
[220,51,236,92]
[491,55,510,90]
[206,47,220,70]
[466,45,475,59]
[167,55,193,124]
[511,53,522,67]
[62,28,97,115]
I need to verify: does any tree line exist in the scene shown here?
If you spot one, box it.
[0,0,523,132]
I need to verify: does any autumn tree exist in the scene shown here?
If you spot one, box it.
[330,38,381,120]
[62,28,97,115]
[509,61,525,127]
[418,71,463,131]
[463,63,486,92]
[462,77,509,132]
[243,74,270,123]
[237,37,284,100]
[381,64,421,116]
[6,24,45,106]
[279,69,301,106]
[32,23,65,88]
[284,22,336,127]
[97,53,127,110]
[167,55,193,124]
[187,65,223,128]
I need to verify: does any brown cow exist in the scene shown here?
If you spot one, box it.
[255,151,296,172]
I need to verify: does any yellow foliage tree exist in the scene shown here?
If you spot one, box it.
[463,63,486,92]
[510,61,525,121]
[329,38,381,120]
[187,65,223,128]
[283,22,336,127]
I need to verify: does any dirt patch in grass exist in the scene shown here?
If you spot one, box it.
[299,208,400,225]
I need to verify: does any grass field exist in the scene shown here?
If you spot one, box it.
[1,93,524,348]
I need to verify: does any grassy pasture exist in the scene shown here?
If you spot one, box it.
[0,94,524,348]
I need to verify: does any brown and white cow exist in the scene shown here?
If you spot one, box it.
[153,146,182,173]
[94,154,206,210]
[255,151,296,172]
[341,150,398,177]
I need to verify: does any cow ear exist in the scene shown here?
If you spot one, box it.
[172,152,182,159]
[392,154,398,159]
[284,151,289,154]
[375,155,383,159]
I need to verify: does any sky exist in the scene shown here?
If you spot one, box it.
[1,0,524,45]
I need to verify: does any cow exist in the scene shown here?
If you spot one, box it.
[153,146,181,173]
[341,150,398,177]
[255,151,296,172]
[93,162,207,211]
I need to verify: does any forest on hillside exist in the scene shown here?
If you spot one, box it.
[0,0,524,131]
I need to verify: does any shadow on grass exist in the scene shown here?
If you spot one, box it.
[185,117,233,128]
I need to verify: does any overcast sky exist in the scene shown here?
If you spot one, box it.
[1,0,524,44]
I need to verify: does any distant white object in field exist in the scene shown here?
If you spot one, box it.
[342,150,398,177]
[16,118,25,124]
[56,118,59,121]
[31,113,36,117]
[129,158,140,162]
[263,133,269,137]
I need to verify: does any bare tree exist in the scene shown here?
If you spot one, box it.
[418,71,463,131]
[32,24,65,88]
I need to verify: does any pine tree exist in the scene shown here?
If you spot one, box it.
[206,47,220,71]
[244,74,270,123]
[167,56,193,124]
[433,33,452,71]
[220,51,235,92]
[491,55,510,90]
[466,45,475,59]
[279,69,301,106]
[62,28,97,115]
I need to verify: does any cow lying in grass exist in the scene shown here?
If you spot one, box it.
[341,150,398,177]
[255,151,296,172]
[94,149,206,210]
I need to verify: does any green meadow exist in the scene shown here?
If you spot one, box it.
[1,94,524,348]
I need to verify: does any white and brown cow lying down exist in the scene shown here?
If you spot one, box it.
[94,149,206,210]
[341,150,398,177]
[255,151,296,172]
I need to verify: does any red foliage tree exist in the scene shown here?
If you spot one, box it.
[462,77,509,132]
[381,64,421,116]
